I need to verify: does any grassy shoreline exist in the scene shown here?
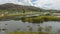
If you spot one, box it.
[21,16,60,23]
[0,14,60,23]
[9,32,50,34]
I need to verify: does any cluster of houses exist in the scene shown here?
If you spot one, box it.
[0,12,8,16]
[52,13,60,16]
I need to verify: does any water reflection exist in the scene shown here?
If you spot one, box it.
[0,21,60,33]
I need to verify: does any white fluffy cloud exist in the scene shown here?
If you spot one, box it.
[0,0,60,10]
[34,0,60,10]
[0,0,33,6]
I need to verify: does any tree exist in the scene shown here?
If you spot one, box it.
[22,9,25,16]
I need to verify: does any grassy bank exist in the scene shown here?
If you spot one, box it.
[0,13,60,23]
[8,32,50,34]
[21,16,60,23]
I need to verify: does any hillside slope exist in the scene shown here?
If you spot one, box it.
[0,3,44,13]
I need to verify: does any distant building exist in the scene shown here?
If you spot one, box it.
[53,13,60,16]
[52,13,60,17]
[43,12,51,16]
[44,12,49,14]
[1,14,4,16]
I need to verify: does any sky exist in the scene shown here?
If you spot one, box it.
[0,0,60,10]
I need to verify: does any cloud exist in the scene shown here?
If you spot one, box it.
[33,0,60,10]
[0,0,60,10]
[0,0,16,4]
[18,0,33,6]
[0,0,33,6]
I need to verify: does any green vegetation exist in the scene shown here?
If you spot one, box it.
[0,14,60,23]
[8,32,50,34]
[21,16,60,23]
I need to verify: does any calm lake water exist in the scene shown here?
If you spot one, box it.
[0,20,60,34]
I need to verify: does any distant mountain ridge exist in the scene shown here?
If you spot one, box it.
[0,3,43,12]
[0,3,60,13]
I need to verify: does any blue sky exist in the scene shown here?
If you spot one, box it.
[17,0,20,2]
[31,0,37,2]
[0,0,60,10]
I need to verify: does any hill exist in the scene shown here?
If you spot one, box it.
[0,3,60,13]
[0,3,44,13]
